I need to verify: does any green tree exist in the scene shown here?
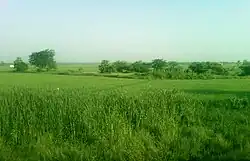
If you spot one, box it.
[14,57,28,72]
[151,59,166,71]
[0,61,4,66]
[188,62,209,74]
[29,49,57,71]
[113,61,131,73]
[165,61,180,72]
[98,60,115,73]
[207,62,225,75]
[164,61,184,79]
[131,61,151,73]
[239,60,250,76]
[228,62,242,76]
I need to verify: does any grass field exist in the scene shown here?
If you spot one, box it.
[56,63,99,73]
[0,71,250,160]
[0,63,99,73]
[1,72,250,99]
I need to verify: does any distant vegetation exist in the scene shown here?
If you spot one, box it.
[13,57,29,72]
[98,59,250,79]
[29,49,57,72]
[1,48,250,80]
[6,49,57,73]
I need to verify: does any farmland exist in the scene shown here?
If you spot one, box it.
[1,72,250,98]
[1,0,249,159]
[1,70,250,161]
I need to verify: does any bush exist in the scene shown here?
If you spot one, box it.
[13,57,28,72]
[78,67,84,73]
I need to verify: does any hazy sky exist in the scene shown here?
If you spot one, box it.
[0,0,250,62]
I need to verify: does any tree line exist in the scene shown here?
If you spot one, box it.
[98,59,250,79]
[5,49,250,79]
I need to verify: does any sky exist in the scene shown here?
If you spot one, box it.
[0,0,250,62]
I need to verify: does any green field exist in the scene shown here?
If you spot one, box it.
[56,63,99,73]
[1,72,250,99]
[1,72,250,160]
[0,63,99,73]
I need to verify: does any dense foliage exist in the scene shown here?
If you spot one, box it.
[97,59,250,79]
[239,60,250,76]
[13,57,29,72]
[98,60,115,73]
[29,49,57,71]
[0,87,249,161]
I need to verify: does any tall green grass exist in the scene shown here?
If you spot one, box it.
[0,87,250,161]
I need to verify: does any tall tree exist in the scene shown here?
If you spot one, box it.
[29,49,57,71]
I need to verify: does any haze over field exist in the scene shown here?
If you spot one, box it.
[0,0,250,62]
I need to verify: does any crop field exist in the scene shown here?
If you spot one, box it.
[1,72,250,99]
[0,63,99,73]
[56,63,99,73]
[1,72,250,160]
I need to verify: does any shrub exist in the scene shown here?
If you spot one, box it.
[13,57,28,72]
